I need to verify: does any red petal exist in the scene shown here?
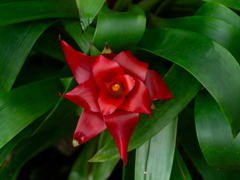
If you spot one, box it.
[104,109,139,166]
[60,78,100,112]
[101,42,117,60]
[73,109,106,146]
[59,37,96,84]
[119,78,152,114]
[98,86,124,115]
[112,74,135,97]
[113,51,149,81]
[145,70,173,101]
[93,55,124,88]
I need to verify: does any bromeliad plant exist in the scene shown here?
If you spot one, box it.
[59,37,173,165]
[1,0,240,179]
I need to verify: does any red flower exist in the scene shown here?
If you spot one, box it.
[59,37,173,166]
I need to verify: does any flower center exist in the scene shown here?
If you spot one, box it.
[112,83,121,92]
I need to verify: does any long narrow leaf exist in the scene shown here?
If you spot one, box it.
[0,20,55,95]
[135,117,177,180]
[90,65,201,162]
[138,28,240,137]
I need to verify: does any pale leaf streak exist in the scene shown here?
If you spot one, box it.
[177,156,186,180]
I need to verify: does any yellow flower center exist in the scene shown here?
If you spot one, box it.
[112,83,121,92]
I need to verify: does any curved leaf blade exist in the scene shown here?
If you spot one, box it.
[196,2,240,30]
[138,28,240,137]
[0,20,55,95]
[0,1,78,27]
[61,19,95,54]
[178,106,240,179]
[90,65,201,162]
[195,91,240,170]
[170,148,192,180]
[76,0,105,31]
[204,0,240,11]
[135,117,177,180]
[148,15,240,64]
[92,4,146,53]
[0,77,64,149]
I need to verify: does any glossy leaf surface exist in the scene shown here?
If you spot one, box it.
[204,0,240,10]
[170,148,192,180]
[61,19,95,54]
[0,77,64,149]
[135,117,177,180]
[90,65,201,161]
[148,15,240,64]
[76,0,105,31]
[195,91,240,170]
[138,28,240,137]
[0,110,78,180]
[68,137,99,180]
[92,4,146,53]
[89,130,119,180]
[33,78,79,133]
[178,106,240,179]
[0,1,78,27]
[196,2,240,30]
[0,20,54,95]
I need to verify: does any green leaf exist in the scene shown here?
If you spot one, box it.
[178,106,240,179]
[89,130,119,180]
[0,1,78,27]
[135,117,177,180]
[90,64,201,162]
[196,2,240,31]
[138,28,240,137]
[204,0,240,11]
[68,137,99,180]
[123,150,135,180]
[33,29,66,62]
[0,114,46,166]
[195,91,240,170]
[32,78,79,134]
[0,20,55,95]
[0,77,64,149]
[0,110,78,180]
[33,28,81,62]
[170,148,192,180]
[114,0,133,11]
[76,0,105,31]
[148,15,240,64]
[92,3,146,53]
[61,19,95,54]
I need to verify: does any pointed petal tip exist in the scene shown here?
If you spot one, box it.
[72,139,80,148]
[90,40,93,46]
[58,34,61,40]
[105,42,109,49]
[58,91,64,97]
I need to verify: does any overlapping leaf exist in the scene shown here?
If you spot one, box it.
[92,3,146,53]
[0,1,78,27]
[178,106,240,179]
[90,65,201,161]
[204,0,240,10]
[135,117,177,180]
[0,77,64,149]
[170,148,192,180]
[195,91,240,170]
[61,19,95,54]
[138,28,240,138]
[75,0,105,31]
[148,15,240,64]
[196,2,240,30]
[0,20,55,95]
